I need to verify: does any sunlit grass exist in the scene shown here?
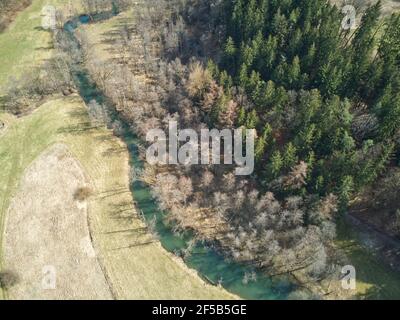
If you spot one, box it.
[0,0,82,94]
[336,218,400,300]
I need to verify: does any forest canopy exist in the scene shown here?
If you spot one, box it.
[209,0,400,208]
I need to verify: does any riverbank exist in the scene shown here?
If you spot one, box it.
[0,0,237,300]
[0,94,236,299]
[78,4,400,300]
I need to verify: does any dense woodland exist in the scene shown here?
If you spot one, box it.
[3,0,400,297]
[81,0,349,290]
[212,0,400,242]
[93,0,400,294]
[217,0,400,203]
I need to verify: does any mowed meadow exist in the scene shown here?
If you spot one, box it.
[0,0,235,300]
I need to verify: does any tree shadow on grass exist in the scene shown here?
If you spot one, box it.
[56,122,95,135]
[102,227,148,235]
[33,26,54,33]
[34,44,54,51]
[102,199,158,250]
[0,96,8,112]
[99,187,129,199]
[108,200,134,221]
[102,146,126,157]
[67,108,88,119]
[95,134,114,142]
[110,240,155,251]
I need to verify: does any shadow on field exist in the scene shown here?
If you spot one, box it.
[110,241,154,251]
[68,108,88,118]
[33,26,52,32]
[0,96,7,111]
[57,122,94,134]
[103,227,148,235]
[99,187,129,199]
[96,134,114,142]
[102,146,126,156]
[99,18,139,65]
[34,44,54,51]
[108,200,134,223]
[105,199,157,251]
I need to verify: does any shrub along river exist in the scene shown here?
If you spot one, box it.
[64,11,400,300]
[64,13,295,300]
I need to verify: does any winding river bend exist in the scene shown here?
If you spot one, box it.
[64,14,295,300]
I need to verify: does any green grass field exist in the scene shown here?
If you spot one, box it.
[336,218,400,300]
[0,0,82,94]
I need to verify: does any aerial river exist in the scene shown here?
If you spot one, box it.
[64,13,294,300]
